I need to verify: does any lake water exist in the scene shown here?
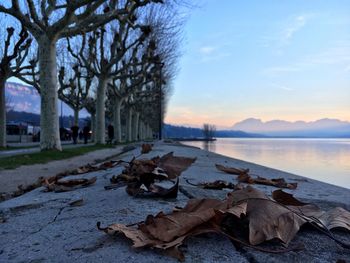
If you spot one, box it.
[181,138,350,189]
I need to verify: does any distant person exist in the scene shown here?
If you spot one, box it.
[83,125,90,144]
[71,125,79,144]
[59,127,66,141]
[79,130,83,141]
[107,124,114,144]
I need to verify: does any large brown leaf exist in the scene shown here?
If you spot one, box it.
[158,152,196,179]
[140,198,228,242]
[273,189,350,231]
[98,186,350,260]
[272,189,308,206]
[318,207,350,231]
[229,186,306,245]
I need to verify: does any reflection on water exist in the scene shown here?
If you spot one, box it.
[183,138,350,189]
[202,141,216,152]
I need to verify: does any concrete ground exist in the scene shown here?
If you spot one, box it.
[0,142,349,262]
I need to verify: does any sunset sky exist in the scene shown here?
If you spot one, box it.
[165,0,350,128]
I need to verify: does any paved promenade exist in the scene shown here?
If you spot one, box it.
[0,142,349,262]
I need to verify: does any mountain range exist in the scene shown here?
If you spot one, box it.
[232,118,350,137]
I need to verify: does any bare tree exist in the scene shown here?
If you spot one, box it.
[68,17,153,144]
[203,123,216,139]
[0,24,31,147]
[138,3,184,138]
[0,0,161,150]
[58,64,93,126]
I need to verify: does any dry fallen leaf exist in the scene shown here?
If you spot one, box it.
[107,152,195,198]
[44,177,97,192]
[272,189,308,206]
[141,143,153,154]
[217,164,297,189]
[186,179,236,190]
[215,164,249,176]
[272,189,350,232]
[98,186,350,260]
[158,152,196,179]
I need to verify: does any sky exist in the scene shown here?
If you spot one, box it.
[164,0,350,129]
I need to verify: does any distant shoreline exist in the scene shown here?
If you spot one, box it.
[172,136,350,140]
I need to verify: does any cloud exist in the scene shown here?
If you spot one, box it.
[196,42,233,63]
[270,83,294,91]
[199,46,216,55]
[260,14,312,49]
[283,15,306,43]
[262,40,350,76]
[262,66,301,76]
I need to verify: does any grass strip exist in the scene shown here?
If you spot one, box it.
[0,144,115,169]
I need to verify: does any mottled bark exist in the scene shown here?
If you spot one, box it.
[0,77,6,147]
[73,108,79,126]
[95,77,108,144]
[38,37,61,151]
[138,121,143,140]
[133,112,140,141]
[112,98,123,143]
[91,113,96,142]
[127,108,133,142]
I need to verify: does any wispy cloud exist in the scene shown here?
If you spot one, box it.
[262,66,301,76]
[260,14,312,49]
[270,83,294,91]
[262,40,350,76]
[197,44,232,63]
[199,46,216,55]
[283,15,306,43]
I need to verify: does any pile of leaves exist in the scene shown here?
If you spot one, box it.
[107,152,196,198]
[98,186,350,261]
[216,164,297,189]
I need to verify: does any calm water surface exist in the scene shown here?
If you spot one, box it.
[182,138,350,189]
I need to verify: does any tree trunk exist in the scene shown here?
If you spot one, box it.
[73,108,79,126]
[127,108,133,142]
[91,113,96,142]
[112,97,123,143]
[147,125,151,139]
[0,77,6,148]
[138,120,143,140]
[133,112,140,141]
[38,37,62,151]
[95,77,107,144]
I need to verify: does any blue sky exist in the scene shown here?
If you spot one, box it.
[165,0,350,128]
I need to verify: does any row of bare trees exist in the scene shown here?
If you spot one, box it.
[0,1,183,150]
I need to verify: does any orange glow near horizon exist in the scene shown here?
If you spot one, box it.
[165,111,350,128]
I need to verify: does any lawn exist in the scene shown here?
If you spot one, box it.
[0,144,115,169]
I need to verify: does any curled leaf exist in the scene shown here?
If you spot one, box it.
[158,152,196,179]
[44,177,97,192]
[215,164,249,175]
[141,143,153,154]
